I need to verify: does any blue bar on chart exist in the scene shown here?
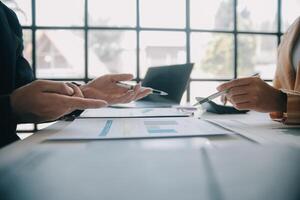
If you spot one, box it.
[99,120,113,136]
[144,120,178,134]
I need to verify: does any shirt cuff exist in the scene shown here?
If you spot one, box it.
[270,89,300,124]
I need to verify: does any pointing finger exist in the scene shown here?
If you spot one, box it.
[109,90,135,104]
[65,96,108,110]
[134,88,152,101]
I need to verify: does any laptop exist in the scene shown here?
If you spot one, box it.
[113,63,194,108]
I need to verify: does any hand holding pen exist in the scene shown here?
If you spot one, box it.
[194,73,259,106]
[220,73,260,106]
[216,74,287,112]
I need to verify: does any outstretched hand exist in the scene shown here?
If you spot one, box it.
[80,74,152,105]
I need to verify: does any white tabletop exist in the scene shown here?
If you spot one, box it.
[1,111,300,200]
[1,111,299,163]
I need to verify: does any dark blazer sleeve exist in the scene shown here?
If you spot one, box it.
[0,2,34,148]
[0,95,18,148]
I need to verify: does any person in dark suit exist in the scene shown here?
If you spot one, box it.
[0,1,151,148]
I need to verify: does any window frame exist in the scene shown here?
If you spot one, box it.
[17,0,284,132]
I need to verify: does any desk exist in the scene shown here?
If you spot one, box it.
[0,111,300,200]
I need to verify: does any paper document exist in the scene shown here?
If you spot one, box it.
[80,108,191,118]
[205,118,300,145]
[49,117,233,140]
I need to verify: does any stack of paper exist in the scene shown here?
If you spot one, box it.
[49,117,233,140]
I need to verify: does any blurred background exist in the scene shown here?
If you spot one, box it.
[2,0,299,134]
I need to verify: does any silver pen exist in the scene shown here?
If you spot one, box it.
[116,81,168,96]
[193,73,260,106]
[193,89,229,106]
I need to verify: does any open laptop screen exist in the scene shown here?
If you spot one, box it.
[140,63,194,104]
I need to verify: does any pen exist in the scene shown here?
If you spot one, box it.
[193,73,260,106]
[116,81,168,96]
[193,89,229,106]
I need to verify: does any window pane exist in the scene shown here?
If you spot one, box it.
[37,122,55,130]
[238,34,277,79]
[17,124,34,131]
[191,32,234,79]
[36,0,84,26]
[3,0,32,26]
[140,0,185,28]
[237,0,277,32]
[190,81,224,105]
[17,133,34,140]
[140,31,186,78]
[88,31,136,78]
[190,0,234,30]
[36,30,84,78]
[88,0,136,27]
[23,29,32,65]
[282,0,300,32]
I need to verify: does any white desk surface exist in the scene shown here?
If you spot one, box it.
[0,111,299,164]
[1,111,300,200]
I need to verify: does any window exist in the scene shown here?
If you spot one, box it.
[3,0,299,132]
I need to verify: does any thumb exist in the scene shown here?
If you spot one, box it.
[110,74,134,82]
[66,96,108,110]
